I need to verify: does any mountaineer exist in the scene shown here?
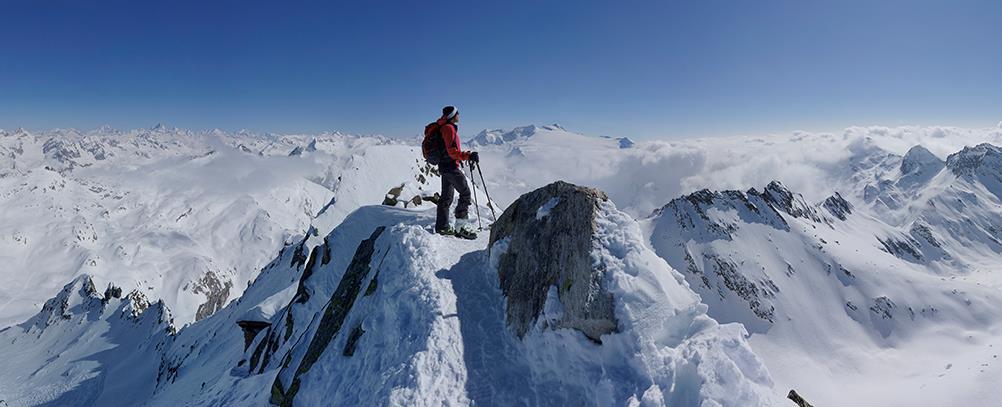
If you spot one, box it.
[422,105,480,239]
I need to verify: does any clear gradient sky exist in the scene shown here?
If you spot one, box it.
[1,0,1000,139]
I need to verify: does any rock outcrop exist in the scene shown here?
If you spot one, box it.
[381,162,440,208]
[270,226,385,406]
[489,181,617,342]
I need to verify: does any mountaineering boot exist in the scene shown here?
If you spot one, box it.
[454,227,477,240]
[456,218,478,239]
[435,227,477,240]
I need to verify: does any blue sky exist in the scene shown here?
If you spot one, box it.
[1,0,1000,139]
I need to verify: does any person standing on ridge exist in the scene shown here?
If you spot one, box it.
[424,105,479,239]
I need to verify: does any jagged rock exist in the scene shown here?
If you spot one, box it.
[822,192,853,220]
[877,235,924,262]
[947,143,1001,177]
[382,183,439,208]
[870,296,896,319]
[910,222,942,248]
[382,185,405,206]
[104,283,123,300]
[193,271,233,320]
[753,181,825,223]
[122,290,151,318]
[703,254,776,322]
[488,181,617,342]
[27,275,103,330]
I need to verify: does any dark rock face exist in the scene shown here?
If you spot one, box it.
[488,181,617,342]
[104,284,123,300]
[877,236,924,262]
[753,181,825,223]
[237,320,272,350]
[270,226,385,406]
[688,253,776,322]
[822,192,853,221]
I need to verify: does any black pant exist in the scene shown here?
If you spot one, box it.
[436,164,471,231]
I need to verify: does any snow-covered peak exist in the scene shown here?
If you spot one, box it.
[617,136,635,148]
[946,143,1002,177]
[900,145,944,175]
[150,122,174,132]
[755,181,827,222]
[19,275,102,332]
[469,124,564,146]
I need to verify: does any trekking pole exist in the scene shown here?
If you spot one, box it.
[475,162,499,224]
[466,161,484,230]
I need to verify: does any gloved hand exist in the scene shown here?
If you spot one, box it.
[469,151,480,163]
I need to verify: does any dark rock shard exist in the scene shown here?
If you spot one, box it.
[237,320,272,351]
[292,246,324,304]
[342,323,365,356]
[104,283,123,300]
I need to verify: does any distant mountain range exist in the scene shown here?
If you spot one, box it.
[1,123,1001,406]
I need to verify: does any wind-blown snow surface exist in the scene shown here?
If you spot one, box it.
[2,122,1002,405]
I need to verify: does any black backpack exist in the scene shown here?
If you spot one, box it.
[422,122,451,165]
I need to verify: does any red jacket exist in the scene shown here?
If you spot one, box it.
[436,118,470,165]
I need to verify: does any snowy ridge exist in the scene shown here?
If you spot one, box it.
[2,122,1002,405]
[254,184,775,405]
[468,124,561,146]
[0,276,174,406]
[647,169,1002,405]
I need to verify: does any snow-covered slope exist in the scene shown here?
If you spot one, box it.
[0,126,428,326]
[646,164,1002,405]
[3,122,1002,406]
[0,183,782,406]
[252,183,776,406]
[0,276,174,406]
